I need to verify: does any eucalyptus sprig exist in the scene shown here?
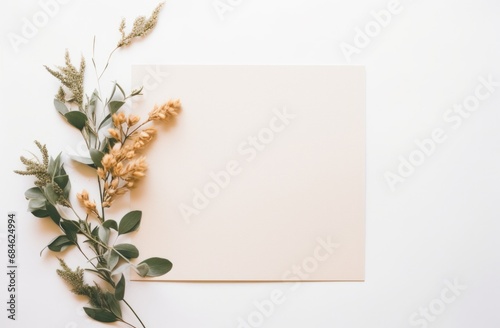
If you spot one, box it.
[15,3,179,327]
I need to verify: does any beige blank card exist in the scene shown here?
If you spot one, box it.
[130,66,365,281]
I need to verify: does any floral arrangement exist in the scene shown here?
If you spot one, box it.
[14,3,179,327]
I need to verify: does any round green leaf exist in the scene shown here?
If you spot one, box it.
[64,111,88,130]
[54,99,69,115]
[138,257,173,277]
[135,263,149,277]
[25,187,45,200]
[89,149,105,168]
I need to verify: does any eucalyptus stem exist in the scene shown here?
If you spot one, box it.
[97,175,106,222]
[123,299,146,328]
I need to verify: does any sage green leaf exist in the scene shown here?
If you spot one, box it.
[54,99,69,115]
[135,263,149,277]
[44,183,59,204]
[60,219,79,242]
[98,226,110,244]
[46,203,61,225]
[111,264,130,276]
[114,244,139,259]
[48,153,62,178]
[28,198,46,212]
[138,257,173,277]
[64,111,88,130]
[88,90,99,116]
[118,210,141,235]
[104,292,122,318]
[98,113,112,130]
[109,100,125,114]
[102,220,118,231]
[25,187,45,200]
[67,153,94,165]
[107,250,119,271]
[31,209,49,218]
[115,83,126,98]
[83,307,117,323]
[89,149,105,168]
[47,235,74,252]
[115,274,126,301]
[54,174,69,189]
[63,177,71,200]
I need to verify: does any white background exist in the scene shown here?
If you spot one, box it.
[1,0,499,327]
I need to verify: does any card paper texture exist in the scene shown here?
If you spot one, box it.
[130,65,365,281]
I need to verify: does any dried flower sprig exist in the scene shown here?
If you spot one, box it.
[118,2,165,48]
[16,4,177,327]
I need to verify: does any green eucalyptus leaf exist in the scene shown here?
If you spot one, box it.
[48,153,62,178]
[135,263,149,277]
[64,111,88,130]
[102,220,118,231]
[118,211,141,235]
[104,292,122,318]
[88,90,99,116]
[98,113,112,130]
[114,244,139,259]
[47,235,74,252]
[89,149,105,168]
[138,257,172,277]
[111,264,131,276]
[107,250,119,271]
[31,209,49,218]
[45,203,61,225]
[83,307,117,323]
[98,226,110,244]
[67,153,94,165]
[63,177,71,200]
[44,183,59,204]
[54,99,69,115]
[28,198,46,212]
[60,219,79,242]
[54,174,69,189]
[115,274,126,301]
[109,100,125,114]
[115,83,126,97]
[25,187,45,200]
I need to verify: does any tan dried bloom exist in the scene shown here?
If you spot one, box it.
[127,114,140,126]
[108,128,121,140]
[148,99,181,121]
[76,190,89,201]
[77,190,98,215]
[112,112,126,127]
